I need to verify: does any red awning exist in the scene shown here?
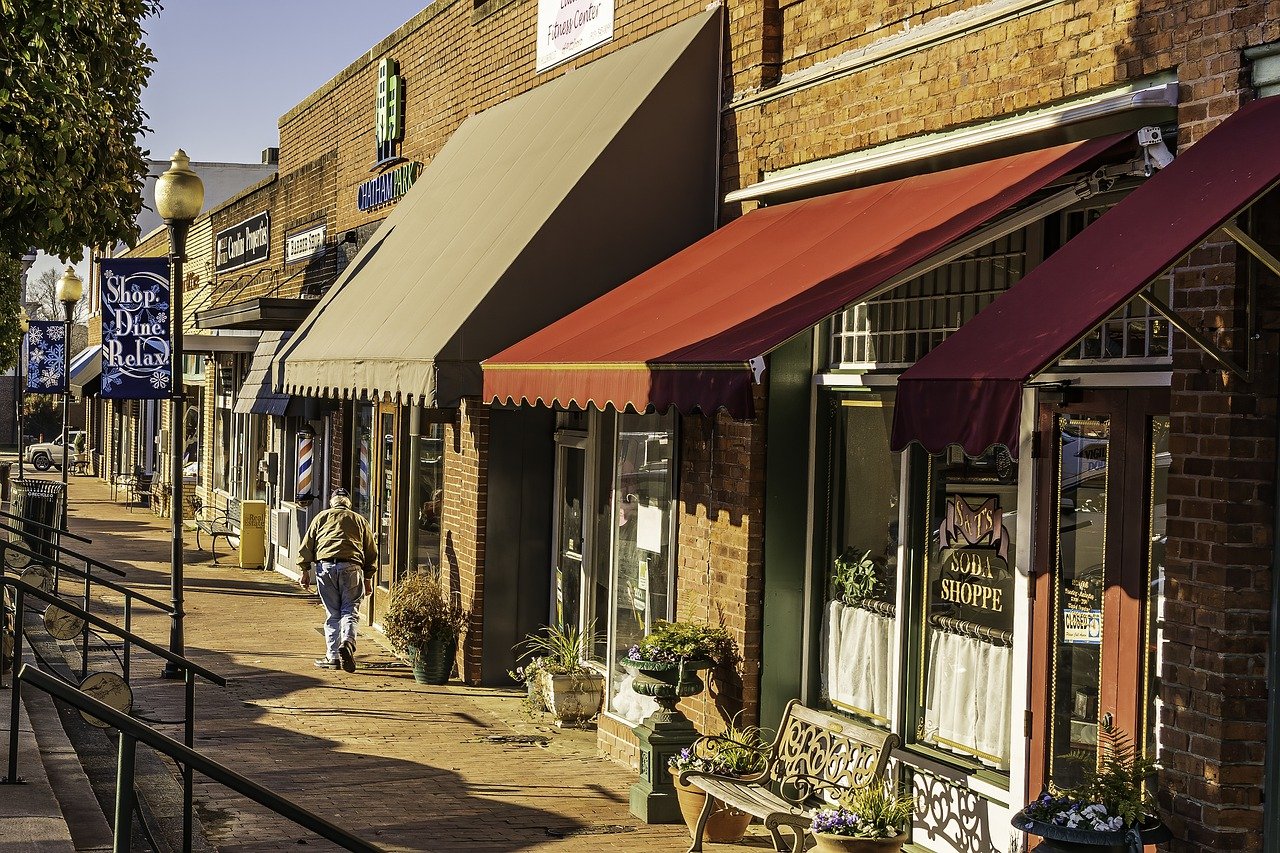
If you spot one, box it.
[483,136,1127,416]
[892,98,1280,458]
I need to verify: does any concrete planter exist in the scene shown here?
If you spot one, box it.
[539,670,604,724]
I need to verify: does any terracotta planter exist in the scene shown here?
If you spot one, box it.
[812,831,909,853]
[540,670,604,723]
[670,770,752,843]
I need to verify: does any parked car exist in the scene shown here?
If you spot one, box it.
[24,431,86,472]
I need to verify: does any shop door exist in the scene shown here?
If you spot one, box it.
[552,432,588,631]
[1029,388,1168,795]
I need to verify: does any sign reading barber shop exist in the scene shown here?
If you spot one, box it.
[99,258,171,399]
[25,321,68,394]
[536,0,614,71]
[215,211,270,273]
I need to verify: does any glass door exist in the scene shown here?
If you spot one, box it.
[552,431,588,632]
[1030,389,1168,793]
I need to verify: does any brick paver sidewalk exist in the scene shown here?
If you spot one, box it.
[57,475,747,852]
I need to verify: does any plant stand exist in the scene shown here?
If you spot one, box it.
[623,658,713,824]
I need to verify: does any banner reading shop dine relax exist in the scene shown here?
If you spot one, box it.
[100,258,171,400]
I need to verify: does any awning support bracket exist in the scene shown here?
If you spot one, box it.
[1136,288,1252,381]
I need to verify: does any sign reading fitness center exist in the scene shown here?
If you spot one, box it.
[536,0,614,71]
[215,211,270,273]
[99,258,171,399]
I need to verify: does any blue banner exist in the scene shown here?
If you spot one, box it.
[100,258,171,399]
[25,320,67,394]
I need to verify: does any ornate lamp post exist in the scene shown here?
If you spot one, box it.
[154,150,203,677]
[15,307,28,480]
[55,266,82,530]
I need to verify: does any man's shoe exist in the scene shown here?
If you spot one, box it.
[338,641,356,673]
[314,658,338,669]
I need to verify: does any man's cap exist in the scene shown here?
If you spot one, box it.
[333,487,350,497]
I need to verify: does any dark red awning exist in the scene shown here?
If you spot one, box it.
[892,98,1280,458]
[483,136,1126,416]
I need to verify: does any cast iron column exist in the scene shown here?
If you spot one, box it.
[162,220,189,678]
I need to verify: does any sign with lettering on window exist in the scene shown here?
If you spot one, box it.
[99,258,171,399]
[931,494,1015,635]
[536,0,614,72]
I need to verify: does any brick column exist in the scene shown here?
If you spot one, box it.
[1159,89,1278,852]
[441,397,489,685]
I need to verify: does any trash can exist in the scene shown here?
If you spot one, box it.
[10,479,66,563]
[0,462,11,502]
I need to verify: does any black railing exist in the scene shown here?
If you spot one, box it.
[0,525,172,681]
[2,576,224,853]
[16,665,384,853]
[0,508,93,544]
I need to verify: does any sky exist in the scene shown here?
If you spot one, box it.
[30,0,430,287]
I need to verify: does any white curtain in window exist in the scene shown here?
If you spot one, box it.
[823,601,893,720]
[612,670,659,724]
[924,630,1010,767]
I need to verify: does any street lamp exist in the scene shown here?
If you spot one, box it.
[55,266,82,531]
[15,307,28,480]
[154,150,203,677]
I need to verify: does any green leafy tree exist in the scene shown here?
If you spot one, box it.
[0,256,21,371]
[0,0,160,261]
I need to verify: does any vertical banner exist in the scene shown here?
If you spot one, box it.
[25,320,68,394]
[99,258,171,399]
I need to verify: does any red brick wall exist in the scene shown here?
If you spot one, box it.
[674,388,768,734]
[442,396,489,684]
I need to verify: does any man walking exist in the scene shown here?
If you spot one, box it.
[298,488,378,672]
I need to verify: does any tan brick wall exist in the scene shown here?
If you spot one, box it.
[598,712,642,771]
[441,397,489,685]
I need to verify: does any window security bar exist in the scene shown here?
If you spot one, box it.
[16,664,384,853]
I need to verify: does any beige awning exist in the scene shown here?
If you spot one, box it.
[280,10,720,405]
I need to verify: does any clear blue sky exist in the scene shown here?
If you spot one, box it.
[32,0,429,285]
[140,0,432,163]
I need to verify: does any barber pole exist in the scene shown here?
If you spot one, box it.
[295,430,315,502]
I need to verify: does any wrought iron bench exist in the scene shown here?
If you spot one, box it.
[111,467,140,502]
[192,497,240,565]
[679,700,899,853]
[125,473,154,513]
[145,481,171,517]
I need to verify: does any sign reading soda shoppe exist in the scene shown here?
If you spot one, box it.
[99,258,171,399]
[536,0,614,71]
[931,494,1015,635]
[215,211,270,273]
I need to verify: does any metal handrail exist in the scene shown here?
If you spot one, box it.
[3,576,225,853]
[18,665,383,853]
[0,536,166,610]
[0,517,126,577]
[0,508,92,544]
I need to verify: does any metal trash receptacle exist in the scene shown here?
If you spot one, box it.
[0,462,11,502]
[10,479,66,563]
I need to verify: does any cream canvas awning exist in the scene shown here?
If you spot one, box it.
[279,10,720,405]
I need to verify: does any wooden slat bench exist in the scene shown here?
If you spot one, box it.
[679,700,899,853]
[192,497,240,565]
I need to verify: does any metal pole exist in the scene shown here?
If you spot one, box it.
[112,731,136,853]
[15,337,23,480]
[81,567,91,679]
[163,220,189,678]
[183,670,195,853]
[61,302,71,530]
[4,587,24,783]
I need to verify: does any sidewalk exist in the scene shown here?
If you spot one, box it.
[55,475,725,853]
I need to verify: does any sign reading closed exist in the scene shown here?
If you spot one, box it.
[536,0,614,72]
[216,211,270,273]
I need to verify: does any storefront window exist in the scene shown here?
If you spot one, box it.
[823,397,899,726]
[352,404,374,520]
[214,408,231,492]
[607,412,676,722]
[407,422,445,574]
[182,390,202,483]
[377,407,396,587]
[914,447,1017,772]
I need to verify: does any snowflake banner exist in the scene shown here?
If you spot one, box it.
[25,320,67,393]
[100,258,171,400]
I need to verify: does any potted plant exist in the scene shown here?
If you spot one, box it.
[382,572,466,685]
[510,624,604,725]
[1013,724,1170,852]
[810,783,914,852]
[623,620,734,686]
[669,716,768,843]
[832,548,884,606]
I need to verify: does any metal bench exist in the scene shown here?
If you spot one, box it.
[145,481,171,517]
[193,497,240,565]
[111,467,140,502]
[125,473,154,513]
[70,449,93,476]
[679,700,899,853]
